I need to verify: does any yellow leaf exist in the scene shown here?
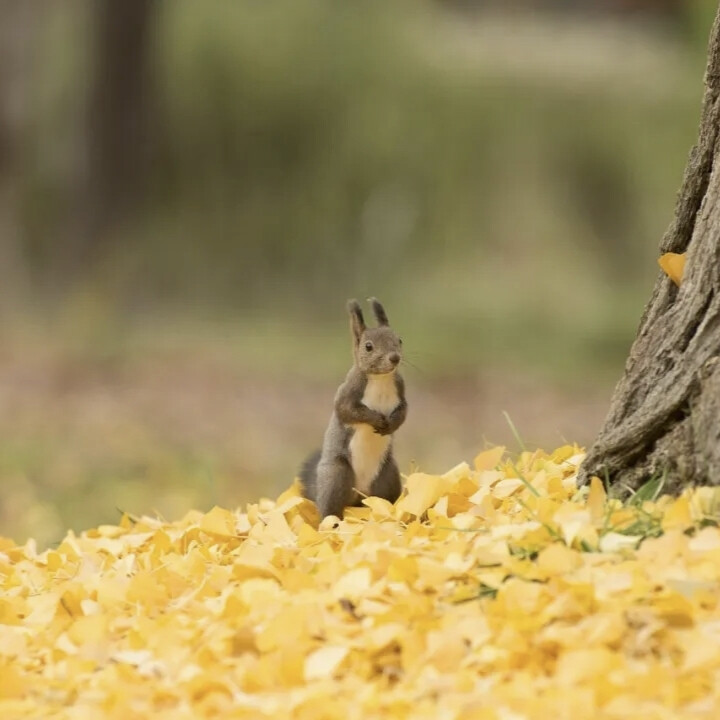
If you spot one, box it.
[443,493,473,517]
[304,646,348,682]
[587,476,606,525]
[474,446,506,472]
[537,543,581,576]
[550,445,578,464]
[662,495,693,532]
[332,567,372,600]
[430,495,449,518]
[67,614,109,646]
[0,661,28,698]
[396,473,452,517]
[362,496,396,518]
[491,477,525,499]
[54,633,78,657]
[553,506,590,546]
[598,532,641,553]
[0,600,22,627]
[680,628,720,670]
[365,623,404,652]
[658,252,686,287]
[415,558,456,587]
[276,478,303,506]
[555,647,620,686]
[578,612,626,647]
[471,470,504,494]
[199,506,236,538]
[443,551,475,573]
[274,495,306,515]
[387,556,418,584]
[0,627,27,657]
[261,511,297,545]
[296,522,322,548]
[111,649,155,667]
[127,571,169,608]
[239,578,282,606]
[442,462,472,483]
[653,591,694,627]
[423,630,466,672]
[688,526,720,552]
[255,604,314,653]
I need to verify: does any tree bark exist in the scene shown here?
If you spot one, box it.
[79,0,155,269]
[579,6,720,493]
[0,0,37,302]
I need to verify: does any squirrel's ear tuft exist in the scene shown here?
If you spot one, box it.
[347,299,365,344]
[368,297,389,326]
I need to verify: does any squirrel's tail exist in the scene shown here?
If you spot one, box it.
[298,449,321,502]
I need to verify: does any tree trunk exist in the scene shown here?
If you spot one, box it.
[79,0,155,270]
[578,7,720,493]
[0,0,37,303]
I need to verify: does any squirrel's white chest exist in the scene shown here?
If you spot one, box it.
[361,373,400,415]
[349,374,399,496]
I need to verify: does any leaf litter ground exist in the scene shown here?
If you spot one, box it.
[3,446,720,719]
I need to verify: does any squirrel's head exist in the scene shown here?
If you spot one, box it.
[347,298,402,375]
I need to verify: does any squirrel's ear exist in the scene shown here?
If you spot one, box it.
[347,299,365,344]
[368,297,389,326]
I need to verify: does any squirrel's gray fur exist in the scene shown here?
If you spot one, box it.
[299,298,407,519]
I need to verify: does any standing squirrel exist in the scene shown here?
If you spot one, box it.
[300,298,407,519]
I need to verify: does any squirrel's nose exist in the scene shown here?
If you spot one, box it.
[389,353,400,366]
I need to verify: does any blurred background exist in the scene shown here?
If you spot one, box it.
[0,0,715,545]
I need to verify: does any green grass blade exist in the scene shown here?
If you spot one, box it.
[503,411,527,453]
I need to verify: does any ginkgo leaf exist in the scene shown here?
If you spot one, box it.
[537,542,581,576]
[658,252,686,287]
[0,662,29,698]
[67,614,109,646]
[587,476,607,525]
[474,446,506,472]
[199,506,236,537]
[332,567,372,600]
[491,477,525,498]
[598,532,641,553]
[688,526,720,552]
[362,496,396,518]
[396,473,453,516]
[304,646,349,681]
[662,495,693,531]
[261,511,297,544]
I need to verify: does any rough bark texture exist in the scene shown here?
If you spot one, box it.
[579,7,720,493]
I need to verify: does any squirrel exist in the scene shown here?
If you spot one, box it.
[299,298,407,519]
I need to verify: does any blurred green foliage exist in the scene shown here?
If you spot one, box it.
[23,1,703,324]
[23,1,704,380]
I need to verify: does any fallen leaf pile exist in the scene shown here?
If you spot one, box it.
[3,445,720,719]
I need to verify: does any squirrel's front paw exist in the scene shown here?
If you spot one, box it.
[374,416,391,435]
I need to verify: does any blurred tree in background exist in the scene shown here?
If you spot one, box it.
[0,0,717,543]
[81,0,156,275]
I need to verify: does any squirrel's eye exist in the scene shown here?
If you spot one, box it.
[364,342,373,352]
